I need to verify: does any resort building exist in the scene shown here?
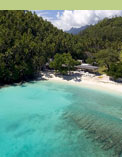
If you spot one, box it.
[75,63,98,73]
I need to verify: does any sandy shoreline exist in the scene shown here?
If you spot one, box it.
[0,71,122,95]
[41,71,122,95]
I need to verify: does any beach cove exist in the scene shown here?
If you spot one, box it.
[0,80,122,157]
[41,71,122,95]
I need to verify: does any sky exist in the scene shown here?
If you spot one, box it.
[32,10,122,31]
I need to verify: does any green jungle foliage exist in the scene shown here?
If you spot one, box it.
[0,10,84,83]
[0,11,122,84]
[49,53,80,74]
[78,17,122,54]
[107,62,122,79]
[78,17,122,79]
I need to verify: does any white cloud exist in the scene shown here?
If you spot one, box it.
[52,10,122,31]
[32,10,54,21]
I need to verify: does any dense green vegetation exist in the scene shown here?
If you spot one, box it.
[0,10,84,84]
[0,11,122,84]
[107,62,122,79]
[49,53,79,74]
[77,17,122,79]
[78,17,122,53]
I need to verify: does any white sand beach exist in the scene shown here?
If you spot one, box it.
[40,71,122,95]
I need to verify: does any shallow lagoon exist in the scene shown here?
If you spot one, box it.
[0,81,122,157]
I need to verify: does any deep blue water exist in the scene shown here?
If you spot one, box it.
[0,81,122,157]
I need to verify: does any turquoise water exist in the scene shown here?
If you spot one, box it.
[0,81,122,157]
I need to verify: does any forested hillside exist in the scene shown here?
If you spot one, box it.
[78,17,122,53]
[77,17,122,79]
[0,11,122,84]
[0,10,84,84]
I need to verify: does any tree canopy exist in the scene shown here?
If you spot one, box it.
[0,11,83,84]
[107,63,122,79]
[0,11,122,84]
[77,17,122,79]
[95,49,120,71]
[49,53,79,74]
